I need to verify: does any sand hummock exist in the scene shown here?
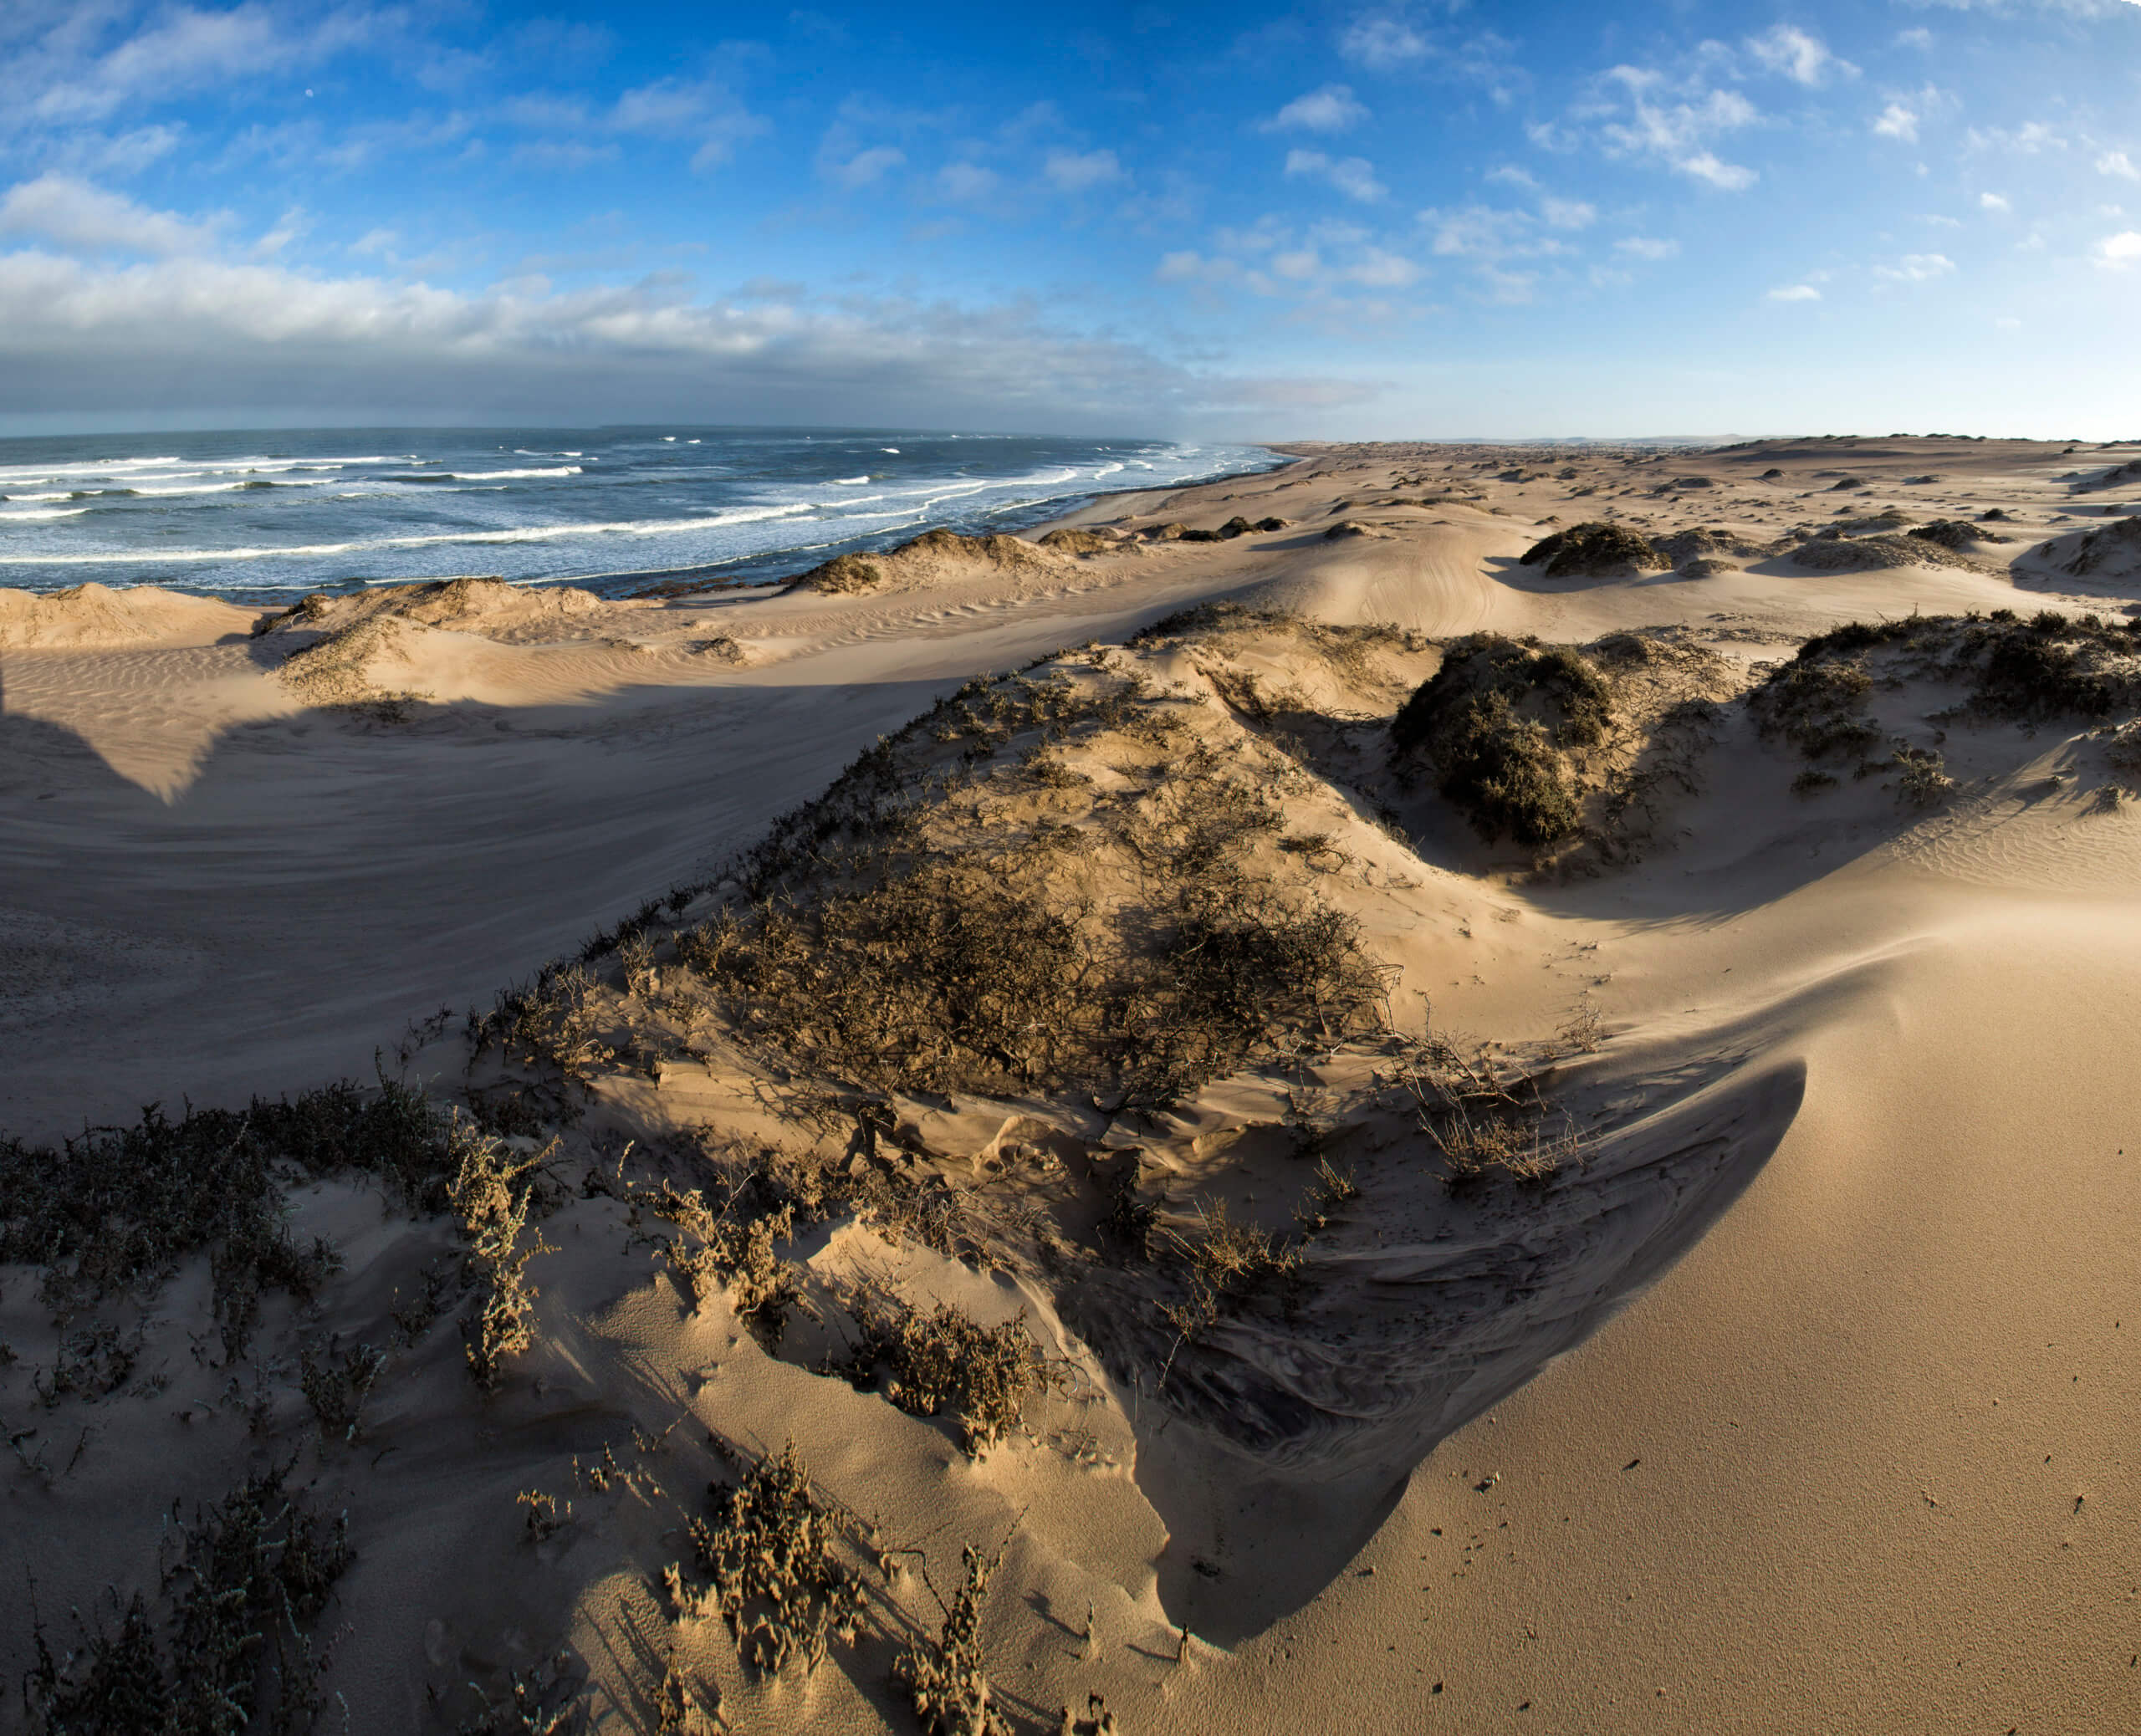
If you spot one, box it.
[5,434,2141,1734]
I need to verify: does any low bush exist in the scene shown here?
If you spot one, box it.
[1518,522,1665,577]
[894,1545,1009,1736]
[23,1465,353,1735]
[0,1076,459,1354]
[1390,635,1613,845]
[679,1440,862,1677]
[840,1294,1057,1456]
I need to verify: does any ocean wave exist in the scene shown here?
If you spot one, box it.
[430,467,584,481]
[0,502,821,565]
[0,507,90,521]
[830,475,871,485]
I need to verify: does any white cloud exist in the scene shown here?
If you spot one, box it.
[1876,252,1955,281]
[0,243,1312,428]
[1766,283,1821,301]
[1045,148,1123,192]
[1980,191,2011,212]
[1340,16,1428,69]
[825,146,905,190]
[28,3,388,127]
[1746,25,1857,87]
[1895,28,1933,49]
[2094,230,2141,268]
[1345,246,1420,287]
[1285,150,1387,202]
[1966,121,2067,155]
[1677,151,1758,191]
[938,162,999,202]
[1596,70,1759,190]
[0,174,225,256]
[2098,151,2141,181]
[1265,84,1369,134]
[1615,236,1679,259]
[1540,196,1595,229]
[1484,166,1538,190]
[1873,101,1921,143]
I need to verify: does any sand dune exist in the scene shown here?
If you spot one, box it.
[3,437,2139,1734]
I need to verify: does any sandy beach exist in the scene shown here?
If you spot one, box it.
[6,435,2140,1733]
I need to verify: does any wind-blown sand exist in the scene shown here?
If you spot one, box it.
[3,436,2139,1733]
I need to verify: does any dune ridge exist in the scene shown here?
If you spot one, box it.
[3,435,2140,1734]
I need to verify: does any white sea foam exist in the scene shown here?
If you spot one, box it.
[0,502,820,565]
[830,476,871,485]
[428,467,583,481]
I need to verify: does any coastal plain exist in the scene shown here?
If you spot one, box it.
[3,436,2139,1734]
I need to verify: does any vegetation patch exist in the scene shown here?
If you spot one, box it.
[677,1440,863,1677]
[1390,634,1613,845]
[24,1465,353,1735]
[1518,522,1666,577]
[662,646,1392,1105]
[835,1292,1059,1456]
[0,1078,460,1354]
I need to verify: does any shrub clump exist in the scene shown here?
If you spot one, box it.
[1390,634,1613,845]
[678,1441,862,1677]
[23,1465,353,1735]
[642,1182,803,1342]
[1518,522,1665,577]
[841,1294,1057,1456]
[452,1130,555,1391]
[0,1078,459,1355]
[895,1545,1009,1736]
[788,553,883,594]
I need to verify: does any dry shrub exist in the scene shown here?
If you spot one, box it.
[668,654,1392,1106]
[894,1545,1009,1736]
[679,1441,862,1677]
[453,1130,556,1390]
[23,1465,353,1736]
[1518,522,1666,576]
[1390,635,1613,846]
[1157,1199,1301,1370]
[1893,747,1954,808]
[0,1075,457,1355]
[643,1181,802,1341]
[471,962,615,1095]
[299,1336,386,1443]
[841,1293,1057,1456]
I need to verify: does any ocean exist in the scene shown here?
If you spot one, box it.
[0,426,1280,599]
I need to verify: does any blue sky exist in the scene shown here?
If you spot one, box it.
[3,0,2138,438]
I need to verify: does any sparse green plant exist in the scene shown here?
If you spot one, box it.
[1894,747,1954,808]
[1791,768,1838,796]
[0,1075,457,1355]
[894,1545,1010,1736]
[23,1464,353,1735]
[299,1336,386,1442]
[452,1652,588,1736]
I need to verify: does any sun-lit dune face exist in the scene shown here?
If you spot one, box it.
[10,437,2141,1736]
